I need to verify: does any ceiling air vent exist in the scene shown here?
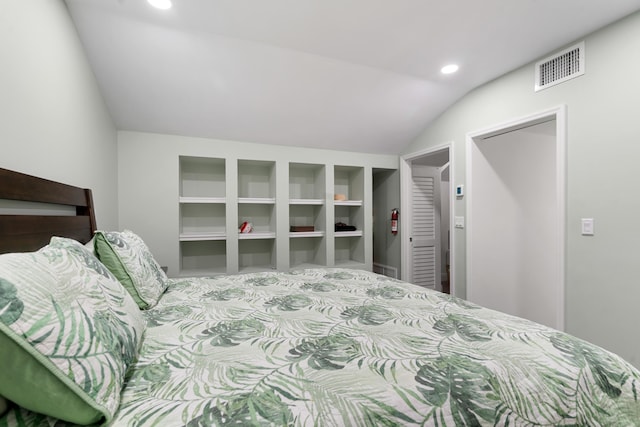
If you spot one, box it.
[535,41,584,92]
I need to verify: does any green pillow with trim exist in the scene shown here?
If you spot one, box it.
[94,230,168,309]
[0,396,8,416]
[0,237,145,425]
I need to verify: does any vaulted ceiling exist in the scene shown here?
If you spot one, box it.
[65,0,640,154]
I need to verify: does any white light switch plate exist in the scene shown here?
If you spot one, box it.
[455,216,465,229]
[581,218,594,235]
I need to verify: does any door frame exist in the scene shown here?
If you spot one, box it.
[466,105,567,330]
[400,142,455,294]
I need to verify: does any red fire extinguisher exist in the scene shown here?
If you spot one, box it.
[391,208,399,235]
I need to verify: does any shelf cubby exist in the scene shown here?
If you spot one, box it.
[238,203,275,234]
[334,204,363,235]
[289,204,324,235]
[290,237,326,269]
[334,165,365,264]
[334,235,365,267]
[180,156,225,199]
[334,165,364,202]
[239,239,276,272]
[180,240,227,276]
[289,163,325,200]
[180,203,226,240]
[238,159,275,199]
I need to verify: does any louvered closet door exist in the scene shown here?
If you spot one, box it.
[411,165,441,289]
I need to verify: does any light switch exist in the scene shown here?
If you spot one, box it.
[455,216,465,229]
[581,218,594,236]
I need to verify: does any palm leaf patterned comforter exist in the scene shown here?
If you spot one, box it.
[4,268,640,426]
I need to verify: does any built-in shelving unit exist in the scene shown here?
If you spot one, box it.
[289,163,327,268]
[118,131,402,279]
[177,157,377,275]
[237,160,276,272]
[179,156,227,276]
[334,166,365,267]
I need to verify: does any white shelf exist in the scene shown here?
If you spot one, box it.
[289,262,326,270]
[289,231,325,238]
[290,198,324,205]
[180,196,226,204]
[335,200,362,206]
[239,266,278,274]
[238,197,276,204]
[334,260,367,270]
[180,232,226,241]
[178,268,227,277]
[335,230,363,237]
[238,231,277,240]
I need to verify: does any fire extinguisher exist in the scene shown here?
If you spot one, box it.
[391,208,399,235]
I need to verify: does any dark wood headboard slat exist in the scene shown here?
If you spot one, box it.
[0,168,89,207]
[0,168,98,254]
[80,188,97,233]
[0,216,94,253]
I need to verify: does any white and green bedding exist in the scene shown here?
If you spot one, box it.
[3,268,640,426]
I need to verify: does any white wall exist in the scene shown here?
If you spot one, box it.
[0,0,118,228]
[469,123,558,329]
[403,10,640,366]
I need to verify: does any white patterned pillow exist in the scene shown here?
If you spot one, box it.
[0,237,146,425]
[94,230,168,309]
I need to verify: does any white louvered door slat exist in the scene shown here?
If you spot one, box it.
[411,166,441,289]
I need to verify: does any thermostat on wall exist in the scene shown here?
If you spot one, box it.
[455,185,464,197]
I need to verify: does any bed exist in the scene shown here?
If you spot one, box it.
[1,168,639,426]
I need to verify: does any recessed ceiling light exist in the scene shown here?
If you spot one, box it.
[441,64,459,75]
[148,0,172,10]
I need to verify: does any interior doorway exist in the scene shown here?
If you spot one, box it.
[466,106,566,330]
[401,144,453,294]
[372,168,401,279]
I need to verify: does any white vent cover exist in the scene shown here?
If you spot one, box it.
[373,262,398,279]
[535,41,585,92]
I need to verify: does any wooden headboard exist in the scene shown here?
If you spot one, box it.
[0,168,97,254]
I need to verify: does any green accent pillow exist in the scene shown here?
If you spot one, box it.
[0,396,8,416]
[94,230,168,309]
[0,237,146,425]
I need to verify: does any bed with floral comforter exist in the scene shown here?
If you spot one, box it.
[3,267,640,426]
